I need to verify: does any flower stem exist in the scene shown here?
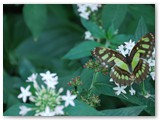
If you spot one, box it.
[89,72,99,93]
[141,80,147,96]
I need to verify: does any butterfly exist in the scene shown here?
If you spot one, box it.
[91,33,155,86]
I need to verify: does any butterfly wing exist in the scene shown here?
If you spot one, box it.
[110,66,133,85]
[91,47,132,85]
[91,47,127,67]
[129,32,155,60]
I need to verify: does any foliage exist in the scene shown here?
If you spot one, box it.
[3,4,155,116]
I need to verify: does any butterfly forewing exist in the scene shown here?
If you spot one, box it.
[130,32,155,60]
[91,47,127,67]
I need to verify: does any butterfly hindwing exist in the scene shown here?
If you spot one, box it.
[110,66,133,86]
[133,59,150,83]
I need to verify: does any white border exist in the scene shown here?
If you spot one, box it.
[1,0,159,120]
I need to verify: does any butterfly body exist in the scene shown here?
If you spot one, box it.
[91,33,155,86]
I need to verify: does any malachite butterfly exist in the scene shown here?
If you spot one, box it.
[91,33,155,86]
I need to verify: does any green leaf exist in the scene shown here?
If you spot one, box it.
[18,58,36,80]
[93,83,155,115]
[63,41,102,60]
[23,4,47,40]
[129,5,155,26]
[81,18,106,39]
[3,71,22,108]
[65,100,104,116]
[134,17,148,41]
[102,106,146,116]
[110,34,134,46]
[4,103,35,116]
[102,4,128,30]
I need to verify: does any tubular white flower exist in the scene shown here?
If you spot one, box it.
[61,90,77,107]
[85,31,94,40]
[113,83,127,95]
[19,105,32,116]
[129,87,136,95]
[54,105,64,115]
[18,85,32,103]
[40,71,57,81]
[38,106,55,116]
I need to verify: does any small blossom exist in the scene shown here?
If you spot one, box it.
[77,4,101,20]
[113,83,127,95]
[147,58,155,67]
[26,73,37,82]
[85,31,94,40]
[109,78,113,82]
[44,78,58,89]
[144,92,151,98]
[54,105,64,115]
[129,87,136,95]
[40,71,57,81]
[150,72,155,80]
[116,45,128,56]
[18,85,32,103]
[19,106,32,116]
[124,39,135,52]
[39,106,55,116]
[62,90,77,107]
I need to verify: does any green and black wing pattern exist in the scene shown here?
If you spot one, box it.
[130,32,155,60]
[91,47,127,67]
[91,33,155,86]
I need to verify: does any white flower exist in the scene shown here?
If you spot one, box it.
[116,45,128,57]
[113,83,127,95]
[124,39,135,52]
[147,58,155,67]
[39,106,55,116]
[150,72,155,80]
[26,73,37,82]
[44,78,58,89]
[40,71,57,81]
[79,12,90,20]
[54,105,64,115]
[61,90,77,107]
[18,85,32,103]
[129,87,136,95]
[19,105,32,116]
[85,31,94,40]
[77,4,101,20]
[109,78,113,82]
[144,93,151,98]
[26,73,40,90]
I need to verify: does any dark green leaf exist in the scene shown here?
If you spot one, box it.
[134,17,148,41]
[81,18,106,39]
[129,5,155,26]
[63,41,102,60]
[102,106,146,116]
[102,4,128,30]
[18,58,36,80]
[65,100,104,116]
[23,4,47,40]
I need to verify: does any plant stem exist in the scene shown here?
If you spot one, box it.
[89,72,99,92]
[141,80,147,96]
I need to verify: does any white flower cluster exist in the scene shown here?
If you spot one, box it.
[85,31,94,40]
[116,39,135,57]
[147,48,155,80]
[112,82,136,96]
[77,4,101,20]
[18,71,76,116]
